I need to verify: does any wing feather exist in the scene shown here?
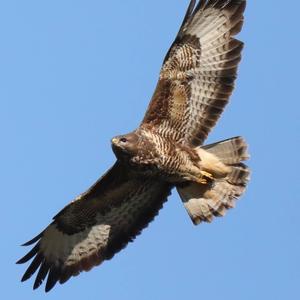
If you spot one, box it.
[17,162,172,291]
[142,0,246,146]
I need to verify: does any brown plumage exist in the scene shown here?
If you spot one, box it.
[17,0,249,292]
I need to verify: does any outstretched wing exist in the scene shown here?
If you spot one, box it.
[142,0,246,146]
[17,162,172,292]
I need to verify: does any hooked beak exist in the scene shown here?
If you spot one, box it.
[111,138,118,145]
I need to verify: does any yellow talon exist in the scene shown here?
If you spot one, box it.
[201,171,214,180]
[195,171,214,185]
[198,178,208,184]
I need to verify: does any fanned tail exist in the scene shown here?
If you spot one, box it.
[177,137,250,225]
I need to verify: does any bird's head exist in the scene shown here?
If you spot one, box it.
[111,132,140,159]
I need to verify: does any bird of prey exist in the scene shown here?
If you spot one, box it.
[17,0,249,292]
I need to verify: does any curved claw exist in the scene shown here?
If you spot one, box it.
[195,171,214,185]
[201,171,214,180]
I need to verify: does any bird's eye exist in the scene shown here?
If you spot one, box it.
[120,138,127,143]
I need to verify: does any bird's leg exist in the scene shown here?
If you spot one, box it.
[196,171,214,185]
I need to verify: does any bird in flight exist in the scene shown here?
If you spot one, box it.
[17,0,249,292]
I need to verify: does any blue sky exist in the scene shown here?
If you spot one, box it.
[1,0,299,299]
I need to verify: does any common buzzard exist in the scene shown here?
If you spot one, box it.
[18,0,249,292]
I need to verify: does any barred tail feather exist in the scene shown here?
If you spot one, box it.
[177,136,250,225]
[202,136,249,164]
